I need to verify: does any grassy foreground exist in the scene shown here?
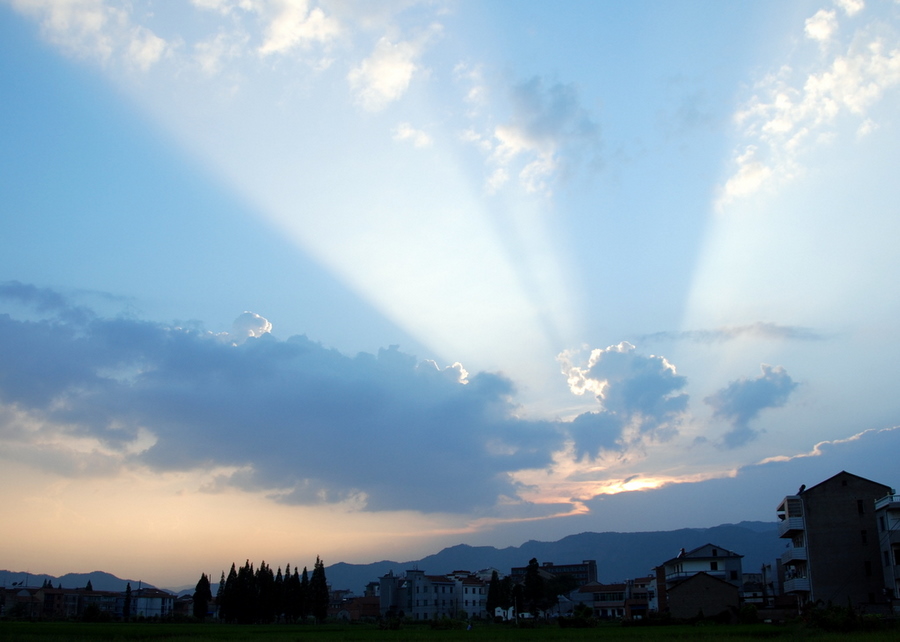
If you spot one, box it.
[1,621,899,642]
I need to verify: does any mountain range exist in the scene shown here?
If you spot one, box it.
[326,521,783,594]
[2,521,784,595]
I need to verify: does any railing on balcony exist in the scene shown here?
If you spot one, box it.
[783,577,811,593]
[665,570,727,584]
[778,516,805,537]
[875,494,900,511]
[781,547,807,564]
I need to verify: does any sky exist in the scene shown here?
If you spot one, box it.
[1,0,900,588]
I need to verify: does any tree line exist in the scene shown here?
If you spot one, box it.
[193,556,329,624]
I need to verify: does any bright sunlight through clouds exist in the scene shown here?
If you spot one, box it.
[2,0,900,585]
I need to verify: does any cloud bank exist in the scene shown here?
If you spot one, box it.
[0,284,564,514]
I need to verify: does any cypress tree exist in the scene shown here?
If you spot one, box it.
[486,570,501,615]
[256,561,276,623]
[274,566,284,622]
[216,571,226,620]
[523,558,545,616]
[310,556,329,623]
[221,563,238,622]
[299,567,310,621]
[123,583,132,621]
[193,573,213,619]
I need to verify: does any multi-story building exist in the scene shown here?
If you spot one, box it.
[776,470,891,609]
[652,543,743,614]
[509,560,597,586]
[378,569,488,620]
[875,489,900,606]
[571,575,653,620]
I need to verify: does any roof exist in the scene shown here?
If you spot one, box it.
[657,543,742,567]
[803,470,892,494]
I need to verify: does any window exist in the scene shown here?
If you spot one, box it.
[861,529,868,544]
[858,499,865,514]
[712,549,718,557]
[710,562,718,571]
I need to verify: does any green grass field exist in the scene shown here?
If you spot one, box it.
[1,621,898,642]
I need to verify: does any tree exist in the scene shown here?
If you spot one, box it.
[85,580,93,591]
[523,558,545,616]
[486,570,501,615]
[123,583,132,620]
[310,556,329,623]
[215,571,226,620]
[299,566,310,621]
[193,573,213,619]
[220,563,238,622]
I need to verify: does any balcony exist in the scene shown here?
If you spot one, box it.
[783,577,811,593]
[778,516,805,538]
[781,547,807,565]
[875,494,900,511]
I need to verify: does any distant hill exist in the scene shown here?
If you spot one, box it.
[325,521,783,594]
[0,570,155,592]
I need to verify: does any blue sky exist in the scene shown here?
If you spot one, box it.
[2,0,899,586]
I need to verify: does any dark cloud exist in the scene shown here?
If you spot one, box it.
[569,426,900,534]
[640,322,825,343]
[562,342,688,460]
[705,364,799,448]
[0,289,564,513]
[0,280,93,324]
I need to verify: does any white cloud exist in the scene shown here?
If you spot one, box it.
[718,6,900,209]
[229,311,273,343]
[256,0,340,56]
[128,25,167,70]
[8,0,168,70]
[392,122,432,147]
[805,9,838,42]
[348,35,424,111]
[835,0,864,17]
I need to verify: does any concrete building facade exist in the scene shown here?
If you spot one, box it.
[776,470,891,609]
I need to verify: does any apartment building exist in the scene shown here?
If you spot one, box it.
[776,470,891,608]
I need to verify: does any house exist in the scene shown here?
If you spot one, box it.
[667,572,739,621]
[652,543,743,614]
[776,470,891,609]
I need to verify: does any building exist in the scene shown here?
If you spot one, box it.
[875,489,900,607]
[378,569,488,620]
[509,560,597,586]
[570,576,653,620]
[776,470,891,609]
[652,543,743,614]
[667,572,739,621]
